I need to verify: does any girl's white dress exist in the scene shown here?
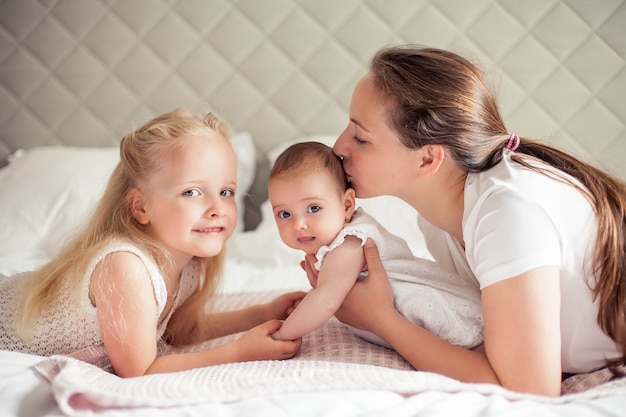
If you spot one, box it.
[0,239,199,356]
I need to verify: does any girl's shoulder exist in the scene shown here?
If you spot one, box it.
[93,238,158,268]
[89,237,169,311]
[87,238,164,291]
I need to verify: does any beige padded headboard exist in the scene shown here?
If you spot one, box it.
[1,0,624,179]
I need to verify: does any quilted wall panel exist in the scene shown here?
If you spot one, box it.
[1,0,625,183]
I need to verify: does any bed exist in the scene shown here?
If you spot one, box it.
[1,0,625,416]
[1,139,625,417]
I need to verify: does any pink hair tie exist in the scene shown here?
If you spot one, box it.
[506,133,520,151]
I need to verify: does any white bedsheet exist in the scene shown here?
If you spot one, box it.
[4,343,623,417]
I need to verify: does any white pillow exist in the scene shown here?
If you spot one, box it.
[0,133,256,273]
[258,135,432,259]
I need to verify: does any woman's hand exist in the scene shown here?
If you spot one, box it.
[301,254,319,288]
[334,239,395,331]
[236,320,302,360]
[263,291,307,320]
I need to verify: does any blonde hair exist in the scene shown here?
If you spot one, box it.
[370,44,626,373]
[269,141,349,195]
[15,108,231,346]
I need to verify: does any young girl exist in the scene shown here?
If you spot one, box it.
[267,141,483,349]
[0,108,304,377]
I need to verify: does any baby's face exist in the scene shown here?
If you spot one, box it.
[269,172,349,255]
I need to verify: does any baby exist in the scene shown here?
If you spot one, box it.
[267,141,483,349]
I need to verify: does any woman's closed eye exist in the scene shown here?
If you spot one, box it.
[353,135,366,145]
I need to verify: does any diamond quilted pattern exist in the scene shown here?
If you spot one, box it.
[55,47,108,98]
[500,36,560,90]
[0,0,44,41]
[532,2,590,60]
[82,15,137,66]
[144,13,199,65]
[597,2,626,55]
[173,0,232,34]
[51,0,104,38]
[23,17,76,68]
[0,0,623,182]
[0,49,48,99]
[565,35,623,91]
[270,9,326,63]
[397,5,459,48]
[533,68,589,122]
[466,4,527,60]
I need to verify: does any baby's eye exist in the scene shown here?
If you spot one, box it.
[277,211,291,219]
[221,189,234,198]
[308,205,321,213]
[182,189,200,197]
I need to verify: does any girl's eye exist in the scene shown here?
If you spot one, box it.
[221,189,234,197]
[308,205,321,213]
[353,135,366,145]
[182,189,200,197]
[277,211,290,219]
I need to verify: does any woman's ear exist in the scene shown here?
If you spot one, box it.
[343,187,357,221]
[416,144,445,179]
[127,188,150,225]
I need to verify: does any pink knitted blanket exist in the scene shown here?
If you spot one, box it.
[33,291,626,415]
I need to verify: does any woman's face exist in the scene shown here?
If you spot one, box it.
[333,72,420,199]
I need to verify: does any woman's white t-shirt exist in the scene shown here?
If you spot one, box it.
[419,151,621,373]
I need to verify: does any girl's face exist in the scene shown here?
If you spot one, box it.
[333,72,420,199]
[138,134,238,264]
[268,172,354,256]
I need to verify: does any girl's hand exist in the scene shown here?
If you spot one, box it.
[334,239,395,331]
[236,320,302,360]
[264,291,307,320]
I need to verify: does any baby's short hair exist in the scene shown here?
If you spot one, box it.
[269,141,349,193]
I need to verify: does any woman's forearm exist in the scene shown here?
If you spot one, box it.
[372,308,500,385]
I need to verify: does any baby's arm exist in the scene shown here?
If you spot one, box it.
[197,291,307,340]
[273,235,365,341]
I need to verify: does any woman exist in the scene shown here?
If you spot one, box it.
[303,45,626,396]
